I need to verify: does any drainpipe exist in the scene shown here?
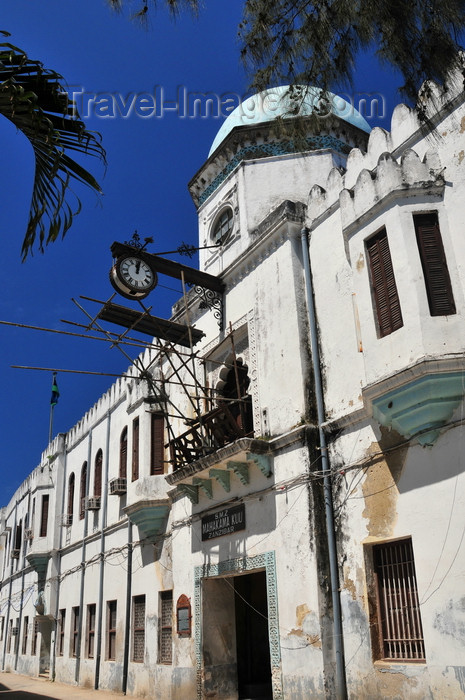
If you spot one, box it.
[75,431,92,684]
[300,227,347,700]
[51,444,68,682]
[121,520,133,696]
[94,410,111,689]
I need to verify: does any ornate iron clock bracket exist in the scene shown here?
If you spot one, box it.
[194,285,223,329]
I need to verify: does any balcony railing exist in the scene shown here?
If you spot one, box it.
[168,398,253,471]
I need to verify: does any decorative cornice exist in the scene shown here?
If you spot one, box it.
[189,114,369,209]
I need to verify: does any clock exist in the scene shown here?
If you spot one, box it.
[110,254,158,300]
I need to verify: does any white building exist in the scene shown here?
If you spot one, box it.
[1,71,465,700]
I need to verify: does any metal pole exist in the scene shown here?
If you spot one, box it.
[94,410,111,689]
[301,227,347,700]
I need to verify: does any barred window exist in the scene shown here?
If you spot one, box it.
[158,591,173,664]
[58,609,66,656]
[132,595,145,663]
[86,604,96,658]
[107,600,117,661]
[31,619,39,656]
[371,538,425,662]
[21,616,28,655]
[71,606,80,658]
[7,620,12,653]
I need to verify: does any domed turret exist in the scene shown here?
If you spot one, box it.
[209,85,371,157]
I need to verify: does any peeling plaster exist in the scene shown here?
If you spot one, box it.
[361,458,398,538]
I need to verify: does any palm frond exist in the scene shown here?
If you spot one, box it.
[0,38,106,259]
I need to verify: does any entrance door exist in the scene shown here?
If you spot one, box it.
[234,572,272,700]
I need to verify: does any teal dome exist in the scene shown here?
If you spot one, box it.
[209,85,371,156]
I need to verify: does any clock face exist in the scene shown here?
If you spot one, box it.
[119,256,155,290]
[110,254,157,299]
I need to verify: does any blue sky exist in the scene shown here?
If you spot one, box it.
[1,1,401,506]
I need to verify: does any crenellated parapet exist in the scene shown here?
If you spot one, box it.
[340,148,444,241]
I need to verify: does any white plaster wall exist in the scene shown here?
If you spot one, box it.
[199,150,344,278]
[329,417,465,699]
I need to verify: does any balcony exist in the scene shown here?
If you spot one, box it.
[168,398,253,471]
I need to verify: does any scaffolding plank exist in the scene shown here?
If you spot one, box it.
[96,301,204,347]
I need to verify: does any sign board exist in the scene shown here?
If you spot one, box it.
[201,504,245,541]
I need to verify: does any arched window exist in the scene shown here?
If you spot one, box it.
[119,427,128,479]
[220,359,253,436]
[80,462,87,520]
[94,450,102,498]
[176,594,192,637]
[67,473,75,525]
[132,418,139,482]
[211,206,234,245]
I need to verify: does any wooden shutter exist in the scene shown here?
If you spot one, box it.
[119,428,127,479]
[132,418,139,482]
[366,228,403,337]
[79,462,87,520]
[39,495,49,537]
[68,473,75,521]
[150,414,165,475]
[413,213,456,316]
[94,450,102,497]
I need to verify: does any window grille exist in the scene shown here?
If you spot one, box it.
[159,591,173,664]
[22,616,28,655]
[71,606,80,658]
[132,595,145,662]
[31,620,39,656]
[58,609,66,656]
[107,600,117,660]
[373,538,425,661]
[87,604,96,658]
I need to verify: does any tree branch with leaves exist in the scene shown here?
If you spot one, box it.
[0,32,106,259]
